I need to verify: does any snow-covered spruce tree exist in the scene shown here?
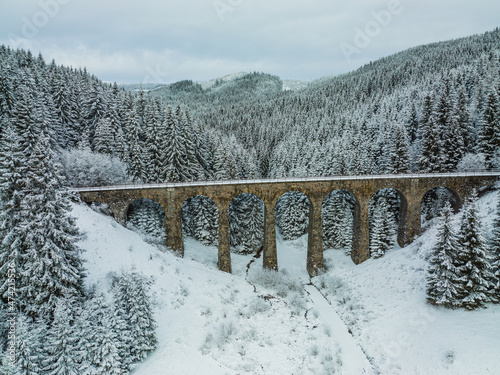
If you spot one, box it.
[488,192,500,302]
[79,292,123,375]
[421,187,456,226]
[387,124,411,174]
[418,93,443,172]
[127,199,166,243]
[18,131,85,319]
[14,313,44,375]
[275,192,310,241]
[124,108,144,182]
[192,196,218,246]
[426,202,464,308]
[443,87,468,171]
[322,191,354,254]
[113,271,157,366]
[43,298,80,375]
[0,125,25,301]
[456,191,495,310]
[162,106,202,182]
[229,194,264,254]
[369,199,396,258]
[143,98,163,183]
[478,86,500,168]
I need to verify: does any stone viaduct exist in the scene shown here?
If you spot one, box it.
[76,172,499,277]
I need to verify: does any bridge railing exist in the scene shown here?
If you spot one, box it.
[69,169,500,193]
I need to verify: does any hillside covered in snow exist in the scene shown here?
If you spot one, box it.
[73,187,500,375]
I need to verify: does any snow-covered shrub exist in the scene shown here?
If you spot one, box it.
[248,269,305,314]
[244,298,271,316]
[456,152,486,172]
[60,147,131,187]
[309,344,320,356]
[217,321,238,347]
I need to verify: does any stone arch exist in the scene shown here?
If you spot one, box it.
[369,188,408,254]
[228,193,265,255]
[274,191,312,274]
[321,189,359,261]
[421,187,461,229]
[125,198,166,243]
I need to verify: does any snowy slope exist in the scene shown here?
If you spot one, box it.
[73,203,372,374]
[314,190,500,375]
[72,189,500,374]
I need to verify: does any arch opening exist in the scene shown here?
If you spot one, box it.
[322,190,357,257]
[274,191,311,275]
[421,187,460,229]
[228,193,264,255]
[368,188,407,258]
[181,195,219,246]
[125,198,166,244]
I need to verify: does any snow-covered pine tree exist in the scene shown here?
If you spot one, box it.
[0,125,24,301]
[456,191,495,310]
[488,192,500,302]
[444,87,469,171]
[143,98,163,183]
[387,124,411,174]
[426,202,464,308]
[43,298,80,375]
[83,84,107,148]
[113,271,157,365]
[79,292,123,375]
[276,192,309,240]
[370,203,387,258]
[177,107,203,181]
[418,93,443,172]
[193,196,218,246]
[93,116,115,155]
[478,86,500,168]
[18,131,85,319]
[123,104,144,182]
[369,199,396,258]
[14,314,43,375]
[229,194,264,254]
[322,191,354,254]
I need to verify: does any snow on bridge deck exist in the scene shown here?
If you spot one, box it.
[72,170,500,192]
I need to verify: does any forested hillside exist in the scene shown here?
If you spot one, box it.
[1,28,499,258]
[1,29,499,189]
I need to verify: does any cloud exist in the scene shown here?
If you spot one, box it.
[0,0,499,83]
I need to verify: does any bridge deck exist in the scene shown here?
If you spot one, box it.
[72,171,500,192]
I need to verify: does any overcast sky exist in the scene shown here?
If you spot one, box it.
[1,0,499,84]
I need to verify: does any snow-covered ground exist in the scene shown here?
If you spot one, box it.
[72,189,500,375]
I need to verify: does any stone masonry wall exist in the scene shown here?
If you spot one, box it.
[79,175,498,277]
